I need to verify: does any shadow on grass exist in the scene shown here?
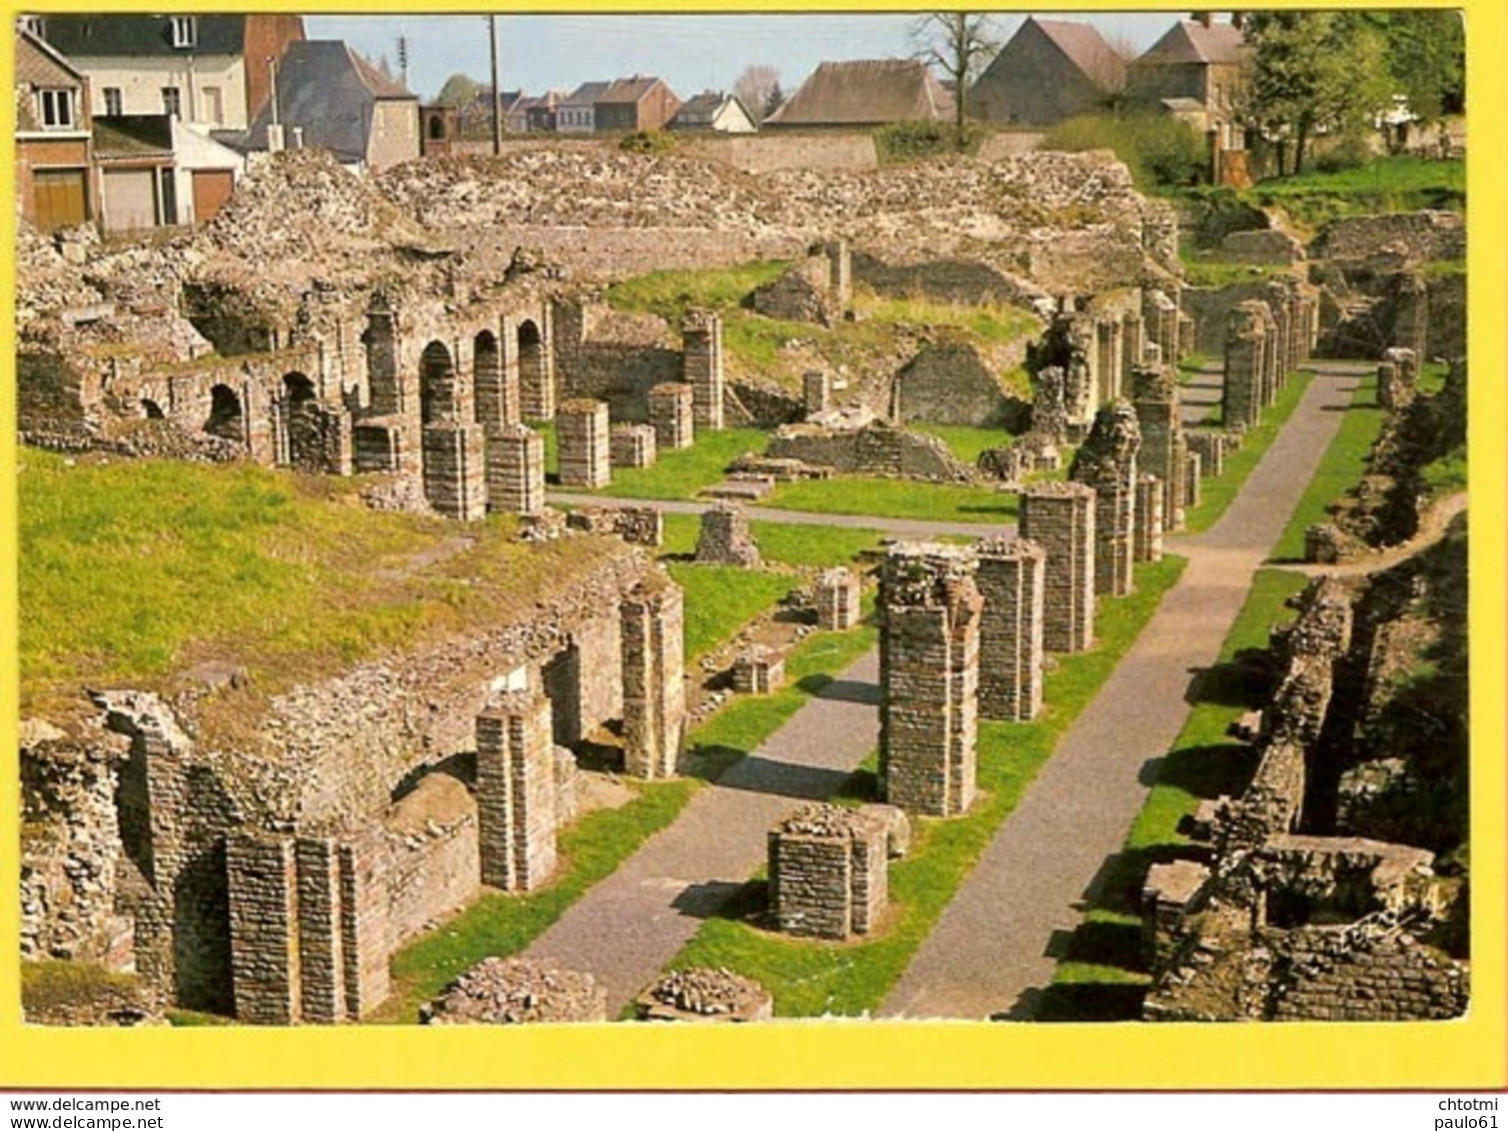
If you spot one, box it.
[1151,743,1260,807]
[671,879,752,921]
[1181,645,1280,710]
[1023,982,1149,1022]
[1046,919,1144,970]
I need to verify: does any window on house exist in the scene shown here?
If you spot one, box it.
[162,86,181,118]
[170,16,196,48]
[37,88,73,128]
[103,87,122,117]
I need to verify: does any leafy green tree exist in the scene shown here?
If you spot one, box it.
[1364,9,1465,121]
[1242,11,1389,175]
[436,73,483,108]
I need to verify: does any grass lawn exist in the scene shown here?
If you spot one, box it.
[17,449,627,730]
[538,423,768,501]
[660,556,1188,1017]
[1183,370,1313,534]
[667,563,797,662]
[768,476,1017,525]
[1271,372,1384,560]
[1037,568,1307,1019]
[659,512,883,567]
[367,616,879,1023]
[912,423,1015,466]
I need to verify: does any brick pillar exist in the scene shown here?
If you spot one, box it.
[476,694,558,892]
[486,422,545,515]
[362,296,407,418]
[610,423,657,469]
[620,575,686,780]
[556,399,611,488]
[682,310,724,431]
[816,567,862,631]
[878,542,981,818]
[647,382,695,450]
[1121,312,1145,387]
[767,804,886,940]
[294,837,346,1024]
[1177,311,1196,362]
[1185,429,1225,478]
[1133,365,1186,531]
[337,835,389,1019]
[422,422,487,521]
[1134,473,1164,563]
[803,371,832,417]
[1184,450,1202,509]
[1223,302,1266,431]
[1096,318,1124,403]
[473,336,518,431]
[976,536,1046,722]
[1069,402,1141,598]
[1019,482,1096,653]
[227,834,300,1025]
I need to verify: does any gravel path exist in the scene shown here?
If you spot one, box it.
[521,650,882,1014]
[879,366,1362,1020]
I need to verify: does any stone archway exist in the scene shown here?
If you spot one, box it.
[140,398,165,420]
[204,384,243,444]
[281,372,320,470]
[517,320,550,420]
[420,340,457,425]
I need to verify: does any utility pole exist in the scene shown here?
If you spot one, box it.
[489,15,502,155]
[397,35,409,90]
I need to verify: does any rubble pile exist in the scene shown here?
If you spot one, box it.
[419,956,607,1025]
[638,966,773,1021]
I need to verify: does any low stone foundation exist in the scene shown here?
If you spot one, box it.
[816,567,862,631]
[695,503,762,567]
[420,957,607,1024]
[768,803,888,940]
[732,646,785,694]
[635,967,774,1022]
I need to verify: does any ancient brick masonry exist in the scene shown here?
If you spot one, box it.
[485,423,545,515]
[647,382,694,450]
[1018,481,1096,654]
[816,567,862,631]
[1184,429,1225,480]
[878,542,982,817]
[556,398,612,489]
[610,422,657,469]
[422,421,487,521]
[975,536,1045,723]
[619,573,686,780]
[1223,300,1270,431]
[682,309,724,431]
[475,692,558,892]
[421,957,607,1024]
[636,967,774,1022]
[1134,473,1164,563]
[733,645,785,694]
[695,502,762,567]
[1069,400,1141,597]
[1131,363,1187,531]
[803,370,832,417]
[768,803,888,940]
[1379,347,1417,409]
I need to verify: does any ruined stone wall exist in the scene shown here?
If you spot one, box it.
[680,131,879,173]
[1069,400,1141,597]
[1310,211,1465,269]
[766,417,974,482]
[382,775,480,945]
[768,804,888,939]
[1265,929,1468,1021]
[893,339,1024,427]
[1184,282,1274,359]
[1425,271,1466,361]
[1019,482,1096,653]
[850,251,1045,310]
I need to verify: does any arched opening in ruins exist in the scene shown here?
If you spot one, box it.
[542,644,583,748]
[281,372,320,470]
[428,115,446,142]
[473,329,504,430]
[204,384,243,444]
[419,340,457,425]
[140,398,165,419]
[517,320,548,420]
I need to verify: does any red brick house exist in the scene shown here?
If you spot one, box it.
[15,26,94,230]
[594,76,680,133]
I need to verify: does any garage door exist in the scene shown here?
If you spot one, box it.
[101,168,158,233]
[32,168,88,230]
[192,169,235,224]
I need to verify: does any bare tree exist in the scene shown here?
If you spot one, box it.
[912,11,999,148]
[733,63,783,123]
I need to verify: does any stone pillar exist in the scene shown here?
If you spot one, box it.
[823,239,852,310]
[1069,401,1141,598]
[1031,365,1070,444]
[1133,364,1186,530]
[337,835,390,1019]
[422,422,487,521]
[682,310,724,431]
[476,694,558,892]
[556,398,611,489]
[878,542,981,818]
[486,423,545,515]
[227,834,300,1025]
[1184,450,1202,509]
[647,383,694,450]
[1019,482,1096,653]
[362,294,407,418]
[1223,302,1267,431]
[768,804,887,940]
[1096,318,1124,403]
[473,337,518,432]
[1145,288,1179,367]
[620,574,686,780]
[732,645,785,694]
[1185,429,1225,479]
[293,837,346,1025]
[1177,311,1196,362]
[694,503,761,567]
[353,419,419,477]
[1134,473,1164,563]
[1121,312,1145,387]
[816,567,862,631]
[976,536,1046,722]
[610,423,657,469]
[803,371,832,417]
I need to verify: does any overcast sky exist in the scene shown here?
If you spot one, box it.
[306,12,1193,103]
